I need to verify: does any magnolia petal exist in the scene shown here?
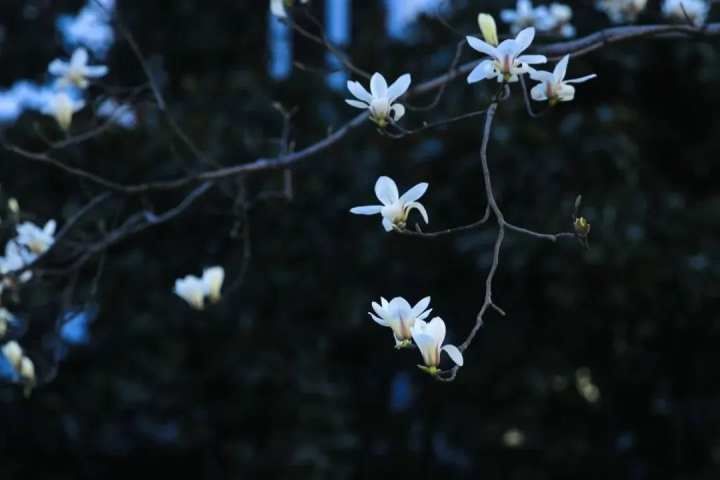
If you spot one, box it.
[556,83,576,102]
[417,309,432,321]
[514,27,536,54]
[530,83,548,101]
[565,74,597,84]
[370,73,388,99]
[411,296,431,317]
[442,344,464,367]
[390,103,405,122]
[406,202,429,224]
[387,74,411,103]
[369,312,389,326]
[412,332,437,367]
[529,69,553,82]
[347,80,372,103]
[399,182,428,203]
[382,217,394,232]
[553,55,570,83]
[85,65,109,78]
[425,317,446,345]
[517,54,547,65]
[345,99,369,109]
[371,301,385,317]
[44,220,57,236]
[71,48,89,67]
[48,59,67,76]
[350,205,382,215]
[467,60,495,84]
[374,176,399,205]
[466,36,498,57]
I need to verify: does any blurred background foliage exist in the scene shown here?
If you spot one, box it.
[1,0,719,478]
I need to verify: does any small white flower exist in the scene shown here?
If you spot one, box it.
[174,275,206,310]
[346,72,411,127]
[661,0,709,26]
[202,266,225,303]
[41,92,85,130]
[369,296,432,348]
[16,220,56,256]
[270,0,309,18]
[2,340,23,370]
[350,176,429,232]
[529,55,597,104]
[595,0,647,24]
[48,47,109,89]
[411,317,464,374]
[0,241,34,283]
[466,27,547,83]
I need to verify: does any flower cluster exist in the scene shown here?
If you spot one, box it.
[1,214,58,294]
[173,266,226,310]
[661,0,710,26]
[369,296,463,375]
[501,1,576,38]
[596,0,648,24]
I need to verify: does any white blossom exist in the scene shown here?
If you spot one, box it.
[411,317,464,374]
[174,275,207,310]
[350,176,429,232]
[48,47,108,89]
[501,0,536,33]
[270,0,309,18]
[202,266,225,303]
[0,308,11,338]
[466,27,547,83]
[0,241,35,283]
[2,340,23,370]
[529,55,597,104]
[595,0,647,24]
[501,2,576,37]
[41,92,85,130]
[369,296,432,348]
[346,72,411,127]
[661,0,710,26]
[16,220,56,256]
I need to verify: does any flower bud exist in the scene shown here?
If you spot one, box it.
[8,198,19,214]
[574,216,591,236]
[2,341,23,370]
[0,308,11,338]
[477,13,499,47]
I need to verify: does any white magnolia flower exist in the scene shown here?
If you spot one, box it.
[466,27,547,83]
[202,266,225,303]
[369,296,432,348]
[0,241,34,283]
[346,72,411,127]
[48,47,109,89]
[529,55,597,104]
[350,176,429,232]
[174,275,206,310]
[595,0,647,23]
[41,92,85,130]
[16,220,56,256]
[2,340,23,370]
[502,2,576,38]
[411,317,464,374]
[662,0,710,26]
[270,0,309,18]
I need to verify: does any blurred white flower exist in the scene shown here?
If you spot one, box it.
[369,296,432,348]
[661,0,709,26]
[596,0,647,24]
[0,308,11,338]
[48,47,108,89]
[0,241,34,283]
[350,176,428,232]
[529,55,597,104]
[466,27,547,83]
[411,317,464,374]
[202,266,225,303]
[2,340,23,370]
[501,0,537,33]
[16,220,56,256]
[97,98,137,129]
[20,356,35,385]
[57,4,115,58]
[174,275,206,310]
[41,92,85,130]
[270,0,309,18]
[346,72,411,127]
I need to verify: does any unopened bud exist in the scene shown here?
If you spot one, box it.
[20,356,35,383]
[2,341,23,369]
[8,198,19,214]
[477,13,499,46]
[574,216,591,236]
